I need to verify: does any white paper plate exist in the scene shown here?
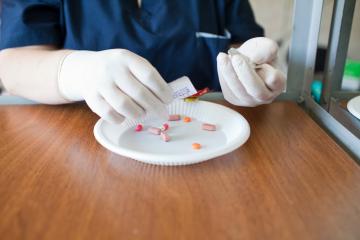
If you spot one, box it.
[347,95,360,120]
[94,100,250,165]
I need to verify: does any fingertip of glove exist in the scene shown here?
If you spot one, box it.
[161,86,174,104]
[231,54,246,66]
[238,37,279,64]
[217,52,229,65]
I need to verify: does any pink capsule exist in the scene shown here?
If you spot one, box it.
[168,114,181,121]
[160,132,171,142]
[162,123,169,131]
[135,124,143,132]
[148,127,161,135]
[202,123,216,131]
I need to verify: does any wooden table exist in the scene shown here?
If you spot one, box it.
[1,101,360,240]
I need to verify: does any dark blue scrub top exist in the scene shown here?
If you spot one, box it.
[0,0,263,91]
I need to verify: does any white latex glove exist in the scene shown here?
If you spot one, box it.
[217,37,286,107]
[58,49,173,124]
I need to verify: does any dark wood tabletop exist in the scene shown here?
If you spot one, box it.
[1,101,360,240]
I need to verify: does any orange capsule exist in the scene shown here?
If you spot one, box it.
[192,143,201,150]
[183,116,192,123]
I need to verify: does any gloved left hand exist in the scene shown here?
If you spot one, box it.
[217,37,286,107]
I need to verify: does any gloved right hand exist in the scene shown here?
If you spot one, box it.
[58,49,173,124]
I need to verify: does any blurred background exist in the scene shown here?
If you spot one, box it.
[251,0,360,99]
[252,0,359,60]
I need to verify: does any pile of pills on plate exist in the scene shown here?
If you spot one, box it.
[134,115,216,148]
[135,123,171,142]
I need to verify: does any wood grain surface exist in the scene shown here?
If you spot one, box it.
[0,101,360,240]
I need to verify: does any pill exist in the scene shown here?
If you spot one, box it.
[168,114,181,121]
[148,127,161,135]
[202,123,216,131]
[160,132,171,142]
[162,123,169,131]
[183,116,192,123]
[192,143,201,150]
[184,97,198,102]
[135,124,143,132]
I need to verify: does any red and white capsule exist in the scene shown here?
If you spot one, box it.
[202,123,216,131]
[168,114,181,121]
[148,127,161,135]
[160,131,171,142]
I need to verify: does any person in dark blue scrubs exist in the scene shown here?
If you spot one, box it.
[0,0,286,123]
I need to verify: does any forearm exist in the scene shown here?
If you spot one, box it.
[0,46,74,104]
